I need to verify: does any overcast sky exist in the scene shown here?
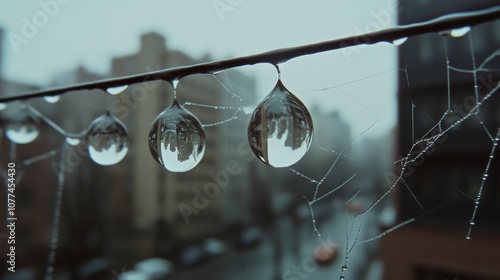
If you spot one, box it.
[0,0,399,137]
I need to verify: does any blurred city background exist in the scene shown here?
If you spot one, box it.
[0,1,500,280]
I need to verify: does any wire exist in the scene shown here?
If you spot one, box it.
[1,6,499,103]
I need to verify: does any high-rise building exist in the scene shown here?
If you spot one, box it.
[110,32,257,244]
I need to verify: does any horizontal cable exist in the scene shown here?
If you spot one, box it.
[1,6,500,103]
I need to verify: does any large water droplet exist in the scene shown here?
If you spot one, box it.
[247,80,313,167]
[86,112,128,165]
[149,100,206,172]
[44,96,60,103]
[392,37,407,46]
[5,113,40,144]
[106,85,129,95]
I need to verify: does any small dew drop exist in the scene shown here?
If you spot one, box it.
[392,37,408,46]
[341,265,347,272]
[149,100,206,172]
[469,220,475,225]
[450,26,471,38]
[44,96,61,103]
[0,103,7,110]
[466,235,471,240]
[241,105,255,115]
[5,113,40,144]
[247,80,313,168]
[106,85,128,95]
[86,112,129,165]
[66,137,81,146]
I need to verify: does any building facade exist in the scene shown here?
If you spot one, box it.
[381,1,500,279]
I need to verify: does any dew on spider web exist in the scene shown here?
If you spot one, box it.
[465,128,500,240]
[45,147,67,280]
[214,71,243,101]
[358,28,500,249]
[179,71,247,128]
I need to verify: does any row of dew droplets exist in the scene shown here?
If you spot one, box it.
[247,64,314,168]
[148,79,207,172]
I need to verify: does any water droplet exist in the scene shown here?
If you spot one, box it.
[0,103,7,110]
[65,137,81,146]
[86,112,128,165]
[469,219,475,225]
[340,277,345,280]
[247,80,313,167]
[44,96,60,103]
[149,100,206,172]
[450,26,471,38]
[465,235,471,240]
[106,85,128,95]
[5,113,40,144]
[342,265,347,272]
[392,37,407,46]
[172,79,179,98]
[241,105,255,115]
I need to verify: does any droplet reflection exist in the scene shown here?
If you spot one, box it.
[5,113,40,144]
[148,100,206,172]
[86,112,129,165]
[247,80,313,167]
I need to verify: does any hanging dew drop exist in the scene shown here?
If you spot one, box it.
[44,96,60,103]
[392,37,408,46]
[247,79,313,168]
[148,100,206,172]
[450,26,471,38]
[65,137,81,146]
[5,113,40,144]
[86,112,129,165]
[106,85,129,95]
